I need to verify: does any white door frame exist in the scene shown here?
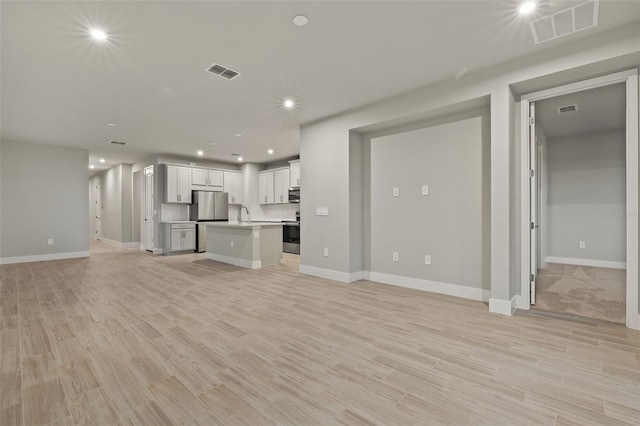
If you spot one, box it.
[144,166,155,252]
[519,69,639,329]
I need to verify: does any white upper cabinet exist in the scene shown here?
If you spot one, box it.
[258,170,274,205]
[192,168,223,190]
[274,168,290,204]
[260,168,289,205]
[223,171,243,204]
[289,160,300,187]
[166,165,191,203]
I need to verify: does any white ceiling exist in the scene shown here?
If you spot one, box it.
[2,1,639,173]
[535,82,626,139]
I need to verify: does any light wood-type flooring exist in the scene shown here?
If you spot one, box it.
[1,240,639,425]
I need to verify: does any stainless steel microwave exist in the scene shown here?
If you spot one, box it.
[288,187,300,203]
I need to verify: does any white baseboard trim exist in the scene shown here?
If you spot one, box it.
[546,256,626,269]
[516,294,530,310]
[630,314,640,331]
[489,295,518,316]
[97,238,140,249]
[206,253,261,269]
[0,251,90,265]
[139,244,145,251]
[298,265,353,283]
[350,271,365,282]
[366,271,490,302]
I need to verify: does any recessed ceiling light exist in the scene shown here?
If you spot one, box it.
[284,99,294,109]
[237,156,243,162]
[519,1,536,15]
[293,15,309,26]
[107,122,116,126]
[235,133,242,137]
[89,165,95,169]
[197,150,204,156]
[90,28,108,41]
[267,149,274,155]
[99,158,106,163]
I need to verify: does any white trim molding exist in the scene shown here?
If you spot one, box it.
[97,238,140,249]
[299,265,353,283]
[0,251,90,265]
[545,256,626,270]
[489,295,518,316]
[206,253,261,269]
[365,271,490,302]
[520,69,639,329]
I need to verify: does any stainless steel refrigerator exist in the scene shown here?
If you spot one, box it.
[190,191,229,252]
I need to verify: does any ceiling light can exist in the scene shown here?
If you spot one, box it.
[293,15,309,26]
[519,1,536,15]
[284,99,294,109]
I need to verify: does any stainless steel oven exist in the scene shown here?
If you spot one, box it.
[283,211,300,254]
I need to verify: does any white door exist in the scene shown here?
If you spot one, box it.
[171,229,184,252]
[95,180,102,239]
[274,169,289,204]
[192,168,208,187]
[258,171,274,204]
[178,167,191,202]
[144,167,154,251]
[529,102,538,305]
[209,170,223,188]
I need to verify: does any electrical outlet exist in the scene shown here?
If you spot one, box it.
[230,240,234,248]
[47,239,54,245]
[323,248,329,257]
[579,241,586,249]
[424,254,432,265]
[393,187,399,197]
[393,252,399,262]
[422,185,429,195]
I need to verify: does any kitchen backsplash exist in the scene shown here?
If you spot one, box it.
[160,203,189,222]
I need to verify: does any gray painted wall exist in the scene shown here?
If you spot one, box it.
[0,140,89,258]
[546,129,626,262]
[369,115,490,290]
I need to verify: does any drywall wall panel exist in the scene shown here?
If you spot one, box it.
[0,140,89,258]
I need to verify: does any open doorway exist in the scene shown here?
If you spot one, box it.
[521,70,639,329]
[534,84,626,323]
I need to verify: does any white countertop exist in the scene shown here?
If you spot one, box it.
[161,221,196,224]
[205,221,283,229]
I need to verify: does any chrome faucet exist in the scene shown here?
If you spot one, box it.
[238,205,250,223]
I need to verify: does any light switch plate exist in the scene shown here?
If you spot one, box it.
[323,248,329,257]
[230,240,234,247]
[425,255,432,265]
[317,207,329,216]
[422,185,429,195]
[47,239,54,245]
[393,187,399,197]
[254,231,259,239]
[579,241,586,249]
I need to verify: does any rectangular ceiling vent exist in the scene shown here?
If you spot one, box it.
[207,63,241,80]
[530,0,599,45]
[108,140,127,146]
[557,104,578,114]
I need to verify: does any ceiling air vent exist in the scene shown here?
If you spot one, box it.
[530,0,599,44]
[108,140,127,146]
[207,63,241,80]
[557,104,578,114]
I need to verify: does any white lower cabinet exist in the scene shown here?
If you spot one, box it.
[164,223,196,253]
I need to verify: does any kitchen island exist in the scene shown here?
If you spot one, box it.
[204,222,283,269]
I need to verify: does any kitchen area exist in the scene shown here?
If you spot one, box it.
[156,158,301,268]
